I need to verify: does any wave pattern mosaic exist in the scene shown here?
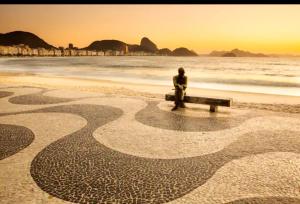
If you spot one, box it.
[0,86,300,204]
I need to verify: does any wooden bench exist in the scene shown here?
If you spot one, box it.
[165,92,233,112]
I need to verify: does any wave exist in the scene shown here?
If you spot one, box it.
[190,77,300,88]
[266,63,290,66]
[102,65,164,69]
[1,56,300,94]
[264,73,297,77]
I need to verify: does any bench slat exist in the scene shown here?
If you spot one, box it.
[165,93,232,107]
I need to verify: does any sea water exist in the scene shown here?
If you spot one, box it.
[1,56,300,96]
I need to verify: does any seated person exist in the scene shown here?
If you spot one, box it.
[172,67,187,111]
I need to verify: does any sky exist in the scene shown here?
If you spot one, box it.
[1,4,300,55]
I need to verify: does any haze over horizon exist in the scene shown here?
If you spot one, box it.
[1,5,300,55]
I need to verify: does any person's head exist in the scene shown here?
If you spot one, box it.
[178,67,185,76]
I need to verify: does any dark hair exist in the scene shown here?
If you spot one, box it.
[178,67,185,74]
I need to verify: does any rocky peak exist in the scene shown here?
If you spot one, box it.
[140,37,158,53]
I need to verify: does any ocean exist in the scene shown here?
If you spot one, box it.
[1,56,300,96]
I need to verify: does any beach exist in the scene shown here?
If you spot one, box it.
[1,71,300,113]
[2,4,300,203]
[2,3,300,204]
[1,71,300,204]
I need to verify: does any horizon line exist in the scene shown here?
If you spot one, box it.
[1,30,300,56]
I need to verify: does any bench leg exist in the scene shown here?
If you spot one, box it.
[210,105,218,112]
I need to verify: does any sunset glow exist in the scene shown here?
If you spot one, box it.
[1,4,300,54]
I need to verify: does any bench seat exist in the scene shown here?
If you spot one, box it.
[165,92,233,112]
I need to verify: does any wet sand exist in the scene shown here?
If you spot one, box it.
[0,71,300,113]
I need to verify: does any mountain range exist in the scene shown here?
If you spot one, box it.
[83,37,198,56]
[0,31,197,56]
[209,48,268,57]
[2,31,287,57]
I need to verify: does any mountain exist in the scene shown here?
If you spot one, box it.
[128,44,146,52]
[127,37,158,53]
[84,40,127,51]
[85,38,160,54]
[268,53,300,57]
[222,52,237,57]
[209,48,268,57]
[158,48,172,55]
[209,50,227,57]
[84,38,159,53]
[172,47,198,56]
[231,48,267,57]
[140,37,158,53]
[0,31,56,49]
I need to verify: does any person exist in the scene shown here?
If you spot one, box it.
[172,67,187,111]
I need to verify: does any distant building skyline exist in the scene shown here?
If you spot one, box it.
[1,5,300,55]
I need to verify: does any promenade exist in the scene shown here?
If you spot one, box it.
[0,85,300,204]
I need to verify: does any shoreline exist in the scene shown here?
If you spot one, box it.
[1,71,300,113]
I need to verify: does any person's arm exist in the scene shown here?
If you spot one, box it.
[173,76,178,88]
[173,75,184,89]
[174,76,183,89]
[183,76,187,90]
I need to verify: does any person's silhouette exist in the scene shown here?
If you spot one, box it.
[172,67,187,111]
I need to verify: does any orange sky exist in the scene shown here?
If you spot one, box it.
[1,4,300,54]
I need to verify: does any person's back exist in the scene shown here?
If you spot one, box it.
[172,67,187,111]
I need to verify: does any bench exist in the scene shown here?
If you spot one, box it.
[165,92,233,112]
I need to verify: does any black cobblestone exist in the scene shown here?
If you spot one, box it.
[135,101,259,132]
[0,91,14,98]
[0,124,34,160]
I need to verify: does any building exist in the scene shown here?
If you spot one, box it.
[112,50,121,56]
[87,50,92,56]
[54,49,62,56]
[97,51,104,56]
[32,49,39,56]
[63,49,70,56]
[0,46,9,55]
[104,50,113,56]
[0,44,132,57]
[48,49,55,56]
[8,46,18,55]
[77,50,86,56]
[124,45,128,54]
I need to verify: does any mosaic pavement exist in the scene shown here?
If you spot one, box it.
[0,86,300,204]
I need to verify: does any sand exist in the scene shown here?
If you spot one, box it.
[0,71,300,113]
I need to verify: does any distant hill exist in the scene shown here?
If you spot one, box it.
[0,31,56,49]
[85,37,159,53]
[128,44,146,52]
[209,50,227,56]
[268,53,300,57]
[85,37,198,56]
[222,52,237,57]
[209,48,268,57]
[84,40,127,51]
[140,37,158,53]
[158,48,172,55]
[127,37,158,53]
[172,47,198,56]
